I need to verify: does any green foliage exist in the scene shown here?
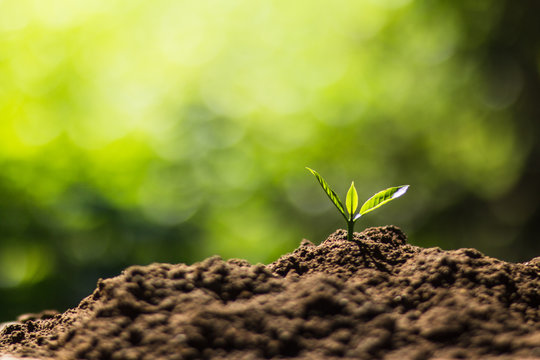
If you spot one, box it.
[356,185,410,219]
[306,167,347,221]
[346,182,358,217]
[307,168,409,241]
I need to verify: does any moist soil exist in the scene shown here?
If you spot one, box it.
[0,226,539,360]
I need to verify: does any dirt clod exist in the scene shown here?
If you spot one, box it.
[1,226,539,359]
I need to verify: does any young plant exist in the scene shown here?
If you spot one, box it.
[306,167,409,242]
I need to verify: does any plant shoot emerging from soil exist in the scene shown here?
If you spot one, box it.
[306,167,409,242]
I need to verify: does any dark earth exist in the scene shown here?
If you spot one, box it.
[1,226,539,359]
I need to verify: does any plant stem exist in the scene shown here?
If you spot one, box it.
[347,220,354,242]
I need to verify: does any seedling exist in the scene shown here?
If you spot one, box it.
[306,167,409,242]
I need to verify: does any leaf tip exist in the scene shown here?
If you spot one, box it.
[392,185,410,199]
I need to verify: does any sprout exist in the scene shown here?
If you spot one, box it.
[306,167,409,242]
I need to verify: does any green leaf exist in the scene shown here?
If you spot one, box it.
[356,185,409,219]
[346,181,358,219]
[306,167,347,219]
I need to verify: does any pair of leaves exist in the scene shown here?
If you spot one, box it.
[307,167,409,222]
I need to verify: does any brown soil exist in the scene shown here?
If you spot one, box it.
[1,226,539,359]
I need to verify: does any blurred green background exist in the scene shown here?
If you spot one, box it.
[1,0,540,321]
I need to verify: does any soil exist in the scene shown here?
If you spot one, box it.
[0,226,539,359]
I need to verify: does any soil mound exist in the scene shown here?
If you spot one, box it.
[1,226,539,359]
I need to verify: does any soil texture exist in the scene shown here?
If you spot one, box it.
[0,226,539,359]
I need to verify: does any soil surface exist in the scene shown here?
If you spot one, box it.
[0,226,539,359]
